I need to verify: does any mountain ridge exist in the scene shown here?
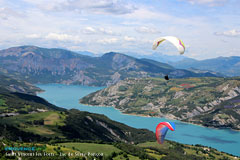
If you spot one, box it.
[0,46,220,86]
[170,56,240,77]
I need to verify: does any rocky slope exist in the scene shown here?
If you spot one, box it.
[0,46,220,86]
[61,109,155,143]
[0,73,41,95]
[80,77,240,130]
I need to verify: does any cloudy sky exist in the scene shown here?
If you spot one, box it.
[0,0,239,59]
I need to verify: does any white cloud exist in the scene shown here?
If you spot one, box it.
[135,26,161,34]
[124,8,160,20]
[82,27,119,35]
[123,7,201,27]
[181,0,227,5]
[25,34,41,38]
[97,38,118,44]
[45,33,82,42]
[181,0,230,7]
[99,27,120,36]
[0,7,23,20]
[215,29,240,37]
[99,28,112,34]
[24,0,136,15]
[124,36,135,42]
[82,27,97,34]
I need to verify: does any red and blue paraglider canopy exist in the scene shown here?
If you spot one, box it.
[156,122,175,144]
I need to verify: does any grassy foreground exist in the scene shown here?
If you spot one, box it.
[1,140,238,160]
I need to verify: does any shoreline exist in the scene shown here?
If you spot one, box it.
[36,89,45,94]
[79,102,240,132]
[35,84,240,157]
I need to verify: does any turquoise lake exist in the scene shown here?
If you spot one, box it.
[37,84,240,156]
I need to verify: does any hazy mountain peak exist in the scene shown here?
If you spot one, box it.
[171,56,240,76]
[102,52,132,58]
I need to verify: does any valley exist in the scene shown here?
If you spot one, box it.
[0,46,240,159]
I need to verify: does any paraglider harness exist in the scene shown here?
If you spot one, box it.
[164,75,169,80]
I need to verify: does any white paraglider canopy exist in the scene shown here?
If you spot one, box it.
[152,36,185,55]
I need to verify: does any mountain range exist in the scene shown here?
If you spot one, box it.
[134,52,187,63]
[0,46,220,86]
[119,52,240,77]
[105,51,240,78]
[167,56,240,77]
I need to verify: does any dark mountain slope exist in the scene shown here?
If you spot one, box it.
[0,86,65,114]
[61,109,155,143]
